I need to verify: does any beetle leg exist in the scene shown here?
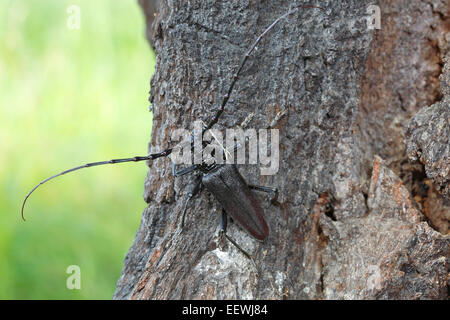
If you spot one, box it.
[248,184,279,203]
[219,210,254,262]
[180,176,203,230]
[248,185,277,193]
[173,164,199,177]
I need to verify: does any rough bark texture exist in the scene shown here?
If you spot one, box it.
[405,50,450,235]
[406,54,450,200]
[114,0,449,299]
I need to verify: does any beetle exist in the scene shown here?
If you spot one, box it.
[21,5,324,259]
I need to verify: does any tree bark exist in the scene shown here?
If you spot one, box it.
[114,0,449,299]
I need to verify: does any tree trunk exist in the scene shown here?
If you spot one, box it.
[114,0,449,299]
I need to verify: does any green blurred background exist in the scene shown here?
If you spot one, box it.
[0,0,154,299]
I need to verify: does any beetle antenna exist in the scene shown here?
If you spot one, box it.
[202,4,325,134]
[21,149,172,221]
[21,5,326,221]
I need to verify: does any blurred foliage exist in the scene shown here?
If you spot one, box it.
[0,0,154,299]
